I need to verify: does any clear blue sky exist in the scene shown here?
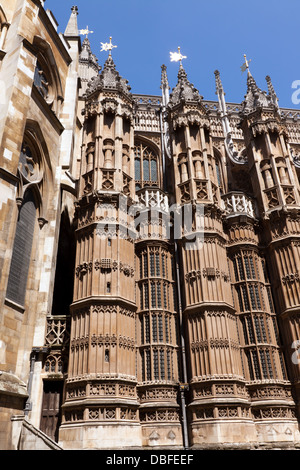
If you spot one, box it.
[46,0,300,109]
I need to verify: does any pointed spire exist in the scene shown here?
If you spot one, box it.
[168,46,202,106]
[79,36,101,96]
[215,70,227,119]
[246,68,260,95]
[266,75,279,109]
[79,37,100,73]
[102,53,117,73]
[215,70,245,164]
[80,37,92,60]
[64,6,79,37]
[161,65,170,108]
[177,62,188,81]
[214,69,224,94]
[240,56,275,114]
[84,52,131,98]
[161,64,169,90]
[169,62,201,107]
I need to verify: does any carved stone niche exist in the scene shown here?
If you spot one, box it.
[103,138,115,169]
[101,97,118,114]
[276,157,290,185]
[260,159,275,189]
[85,142,95,173]
[122,144,130,174]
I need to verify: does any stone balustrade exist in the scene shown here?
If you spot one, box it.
[222,191,256,218]
[136,188,169,212]
[45,315,70,347]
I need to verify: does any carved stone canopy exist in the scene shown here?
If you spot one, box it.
[80,37,100,75]
[241,70,278,116]
[168,64,202,108]
[84,54,132,99]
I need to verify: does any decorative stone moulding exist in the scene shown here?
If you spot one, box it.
[185,268,230,283]
[75,261,93,278]
[77,259,134,276]
[282,272,299,284]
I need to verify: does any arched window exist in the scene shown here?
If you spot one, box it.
[6,126,48,308]
[32,37,64,115]
[6,189,37,307]
[134,141,159,190]
[34,60,49,100]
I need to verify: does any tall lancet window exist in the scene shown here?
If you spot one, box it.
[134,141,159,191]
[6,189,37,307]
[34,61,49,100]
[6,135,45,308]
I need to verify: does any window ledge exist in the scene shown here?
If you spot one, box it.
[4,298,25,314]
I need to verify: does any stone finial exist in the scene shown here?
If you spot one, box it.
[161,64,170,108]
[161,64,170,90]
[266,75,279,109]
[241,68,272,114]
[79,37,101,75]
[64,5,79,37]
[214,70,224,95]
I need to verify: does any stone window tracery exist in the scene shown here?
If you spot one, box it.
[232,252,264,313]
[138,246,177,383]
[141,345,174,382]
[34,60,49,99]
[232,251,287,382]
[139,247,174,312]
[32,39,64,115]
[134,141,159,190]
[6,130,47,307]
[245,347,277,380]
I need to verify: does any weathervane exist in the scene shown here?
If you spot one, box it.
[170,46,187,66]
[79,26,94,39]
[100,37,117,56]
[241,54,251,73]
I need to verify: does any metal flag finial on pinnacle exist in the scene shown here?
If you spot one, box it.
[79,26,94,39]
[241,53,251,73]
[100,36,117,56]
[170,46,187,66]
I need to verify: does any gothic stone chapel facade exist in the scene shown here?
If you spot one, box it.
[1,1,300,451]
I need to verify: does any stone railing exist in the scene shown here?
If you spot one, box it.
[45,315,70,347]
[136,188,169,212]
[222,192,256,218]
